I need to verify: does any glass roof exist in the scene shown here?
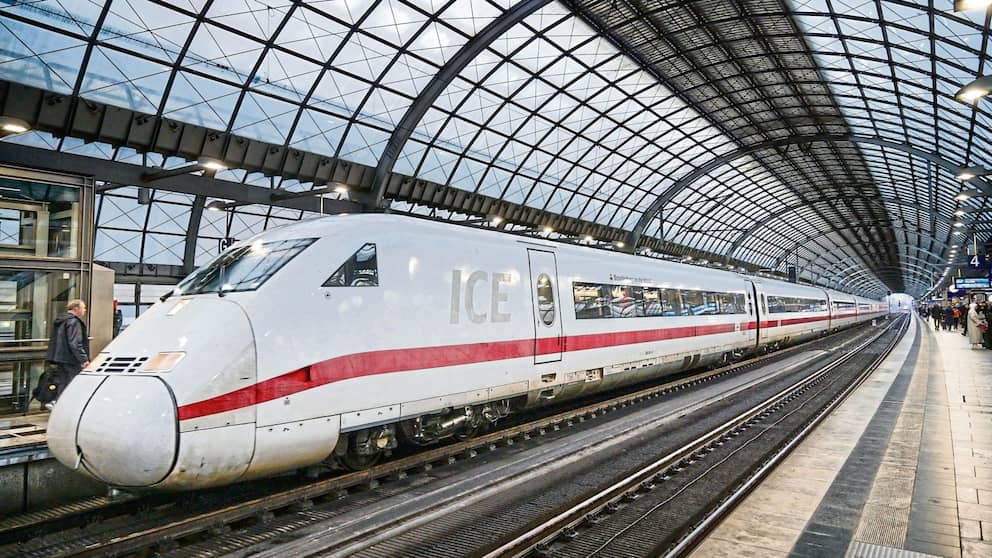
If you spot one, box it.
[0,0,989,298]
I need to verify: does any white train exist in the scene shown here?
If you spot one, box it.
[47,215,886,490]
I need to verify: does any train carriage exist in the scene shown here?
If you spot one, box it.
[826,289,860,331]
[751,280,832,349]
[46,214,884,490]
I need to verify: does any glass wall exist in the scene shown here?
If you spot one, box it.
[0,167,92,415]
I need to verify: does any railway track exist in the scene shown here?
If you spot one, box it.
[240,315,907,558]
[0,320,893,557]
[487,315,908,558]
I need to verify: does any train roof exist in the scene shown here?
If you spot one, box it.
[249,214,881,302]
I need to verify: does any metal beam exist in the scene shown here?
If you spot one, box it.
[773,223,952,269]
[833,261,942,285]
[369,0,554,207]
[0,143,362,215]
[628,134,992,250]
[814,249,948,280]
[810,255,944,296]
[837,267,913,292]
[183,195,205,276]
[98,261,185,285]
[724,194,955,263]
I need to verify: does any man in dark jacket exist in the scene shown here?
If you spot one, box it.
[45,299,90,408]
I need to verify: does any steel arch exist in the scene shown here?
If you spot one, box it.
[627,134,992,250]
[369,0,555,208]
[723,194,955,264]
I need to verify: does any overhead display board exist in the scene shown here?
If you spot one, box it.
[954,277,991,289]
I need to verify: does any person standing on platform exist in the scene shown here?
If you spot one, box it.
[981,303,992,349]
[961,302,969,337]
[944,305,955,331]
[45,299,90,409]
[932,303,943,330]
[967,303,986,349]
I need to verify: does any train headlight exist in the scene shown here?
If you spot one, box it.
[141,352,186,373]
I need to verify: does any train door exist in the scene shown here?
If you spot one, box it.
[527,249,563,364]
[749,283,761,345]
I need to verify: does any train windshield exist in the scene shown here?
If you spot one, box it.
[177,238,316,295]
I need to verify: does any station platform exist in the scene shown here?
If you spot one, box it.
[0,410,103,515]
[0,412,50,466]
[692,314,992,558]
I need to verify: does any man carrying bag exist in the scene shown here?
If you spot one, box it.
[42,299,90,410]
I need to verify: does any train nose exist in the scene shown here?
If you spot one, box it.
[48,375,177,487]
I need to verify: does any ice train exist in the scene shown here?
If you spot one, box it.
[47,214,885,489]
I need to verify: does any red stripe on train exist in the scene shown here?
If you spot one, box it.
[178,322,741,421]
[177,312,881,421]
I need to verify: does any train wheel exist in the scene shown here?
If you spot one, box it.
[338,429,389,470]
[341,446,382,470]
[455,423,484,441]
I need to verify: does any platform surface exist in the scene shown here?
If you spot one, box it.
[691,314,992,558]
[0,412,50,465]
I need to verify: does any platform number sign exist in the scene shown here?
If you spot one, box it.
[968,254,989,269]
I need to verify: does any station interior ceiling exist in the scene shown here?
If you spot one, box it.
[0,0,990,300]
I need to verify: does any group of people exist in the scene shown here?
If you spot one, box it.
[920,300,990,349]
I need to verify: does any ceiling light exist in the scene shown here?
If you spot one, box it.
[197,156,227,171]
[333,185,349,195]
[955,75,992,103]
[955,231,965,235]
[0,117,29,134]
[584,235,594,243]
[615,241,625,248]
[542,226,554,234]
[205,200,228,212]
[954,221,966,227]
[956,166,988,181]
[955,189,984,201]
[954,210,966,216]
[953,0,992,10]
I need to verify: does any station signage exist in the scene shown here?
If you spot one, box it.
[218,237,238,252]
[968,254,990,269]
[954,277,991,289]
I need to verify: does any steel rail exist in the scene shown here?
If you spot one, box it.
[482,316,905,558]
[662,315,910,557]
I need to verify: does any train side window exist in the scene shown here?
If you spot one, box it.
[632,287,646,317]
[610,285,637,318]
[682,290,706,316]
[573,282,610,319]
[761,294,768,314]
[663,289,682,316]
[718,293,745,315]
[323,243,378,287]
[642,288,663,316]
[536,273,555,326]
